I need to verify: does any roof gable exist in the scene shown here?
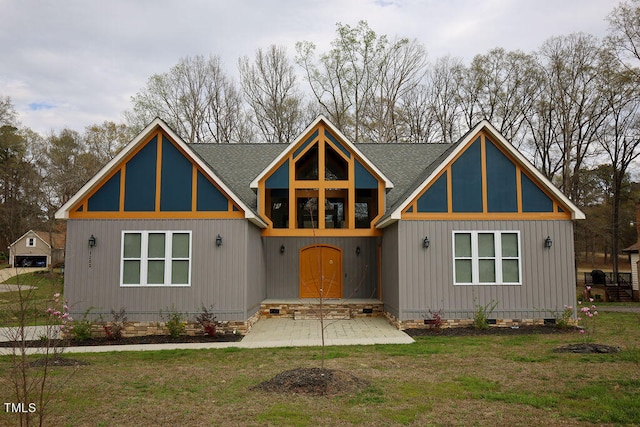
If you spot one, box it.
[9,230,51,249]
[379,121,585,227]
[250,116,393,189]
[55,118,266,227]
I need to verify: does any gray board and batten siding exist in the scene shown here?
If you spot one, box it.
[64,218,265,322]
[264,237,379,300]
[384,219,576,322]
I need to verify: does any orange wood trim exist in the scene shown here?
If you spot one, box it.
[261,228,382,237]
[292,180,349,189]
[119,164,126,211]
[325,137,351,162]
[516,167,523,213]
[191,165,198,212]
[480,135,488,214]
[155,131,163,212]
[347,157,355,229]
[447,166,453,213]
[318,139,326,228]
[371,183,385,225]
[68,211,245,220]
[401,211,571,221]
[292,125,321,162]
[288,158,295,230]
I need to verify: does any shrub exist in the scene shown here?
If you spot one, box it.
[71,307,94,341]
[195,305,217,336]
[425,308,445,330]
[161,306,186,337]
[101,307,128,340]
[473,300,498,330]
[554,305,574,328]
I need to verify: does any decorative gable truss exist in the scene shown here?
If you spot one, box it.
[251,116,393,236]
[387,121,585,223]
[56,119,264,225]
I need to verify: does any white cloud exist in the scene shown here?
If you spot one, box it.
[0,0,614,135]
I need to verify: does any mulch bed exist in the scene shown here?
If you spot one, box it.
[405,325,578,337]
[0,333,242,348]
[252,367,370,396]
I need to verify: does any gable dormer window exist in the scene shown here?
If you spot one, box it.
[260,123,386,236]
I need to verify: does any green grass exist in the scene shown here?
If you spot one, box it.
[1,311,639,425]
[0,270,64,326]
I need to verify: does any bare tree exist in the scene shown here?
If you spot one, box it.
[296,21,390,142]
[460,48,541,148]
[536,33,608,203]
[397,83,438,143]
[126,55,249,144]
[596,48,640,279]
[239,45,304,143]
[84,121,132,164]
[607,0,640,68]
[366,37,428,142]
[0,95,18,127]
[427,55,465,144]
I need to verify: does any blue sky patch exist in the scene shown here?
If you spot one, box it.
[28,102,55,111]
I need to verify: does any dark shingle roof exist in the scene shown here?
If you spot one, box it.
[189,141,457,216]
[189,143,287,210]
[357,143,459,214]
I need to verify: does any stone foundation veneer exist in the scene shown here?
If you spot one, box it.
[84,306,560,338]
[385,311,548,330]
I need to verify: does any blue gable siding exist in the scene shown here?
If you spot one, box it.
[451,138,482,212]
[88,170,120,211]
[355,160,378,189]
[486,139,517,212]
[417,173,447,213]
[266,159,289,189]
[325,130,351,158]
[293,129,318,158]
[161,136,192,211]
[196,171,228,211]
[124,137,157,211]
[522,173,553,212]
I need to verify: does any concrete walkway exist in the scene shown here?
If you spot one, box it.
[0,318,414,355]
[0,267,47,292]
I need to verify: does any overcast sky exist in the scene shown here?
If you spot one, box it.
[0,0,617,136]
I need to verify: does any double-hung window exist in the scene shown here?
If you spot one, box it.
[121,231,191,286]
[453,231,521,285]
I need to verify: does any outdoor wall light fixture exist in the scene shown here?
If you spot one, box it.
[356,246,361,255]
[280,245,285,254]
[88,235,97,248]
[422,236,430,249]
[544,236,552,249]
[216,234,222,247]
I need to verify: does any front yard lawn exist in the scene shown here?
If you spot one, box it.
[1,311,638,425]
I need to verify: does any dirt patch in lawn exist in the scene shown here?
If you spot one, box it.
[0,333,242,348]
[252,367,370,396]
[552,343,620,353]
[29,356,90,367]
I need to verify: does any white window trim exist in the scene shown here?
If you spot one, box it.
[26,237,36,247]
[120,230,192,287]
[452,230,522,286]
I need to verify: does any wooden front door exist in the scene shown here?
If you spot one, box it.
[299,245,342,298]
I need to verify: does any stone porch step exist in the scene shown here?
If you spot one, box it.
[259,299,384,320]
